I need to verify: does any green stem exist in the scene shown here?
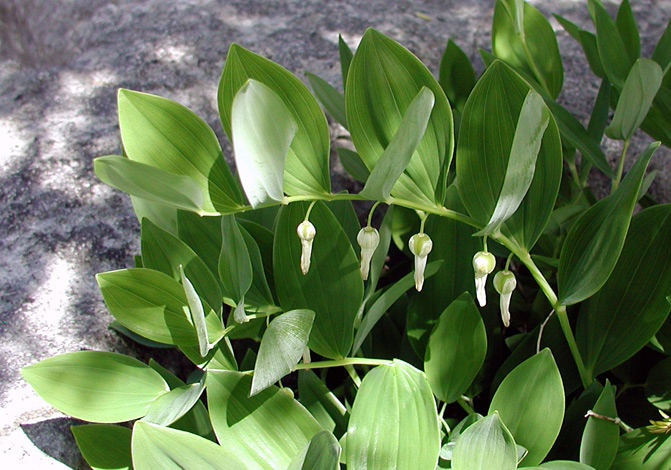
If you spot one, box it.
[367,201,381,227]
[612,139,630,192]
[293,357,392,371]
[457,397,475,415]
[303,200,317,220]
[388,197,480,228]
[344,364,362,388]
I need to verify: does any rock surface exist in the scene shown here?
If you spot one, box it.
[1,0,669,467]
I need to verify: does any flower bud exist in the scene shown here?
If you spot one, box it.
[357,226,380,281]
[409,233,433,292]
[296,220,316,275]
[472,251,496,307]
[493,270,517,327]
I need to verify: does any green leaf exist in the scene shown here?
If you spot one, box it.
[558,142,659,305]
[219,215,252,303]
[576,204,671,375]
[297,370,348,435]
[131,196,178,236]
[143,380,205,427]
[646,356,671,410]
[591,0,635,88]
[339,35,353,89]
[651,17,671,74]
[21,351,169,423]
[97,268,223,346]
[118,89,242,213]
[94,155,205,213]
[180,267,211,358]
[219,44,331,196]
[489,349,565,466]
[141,218,222,317]
[207,370,321,469]
[457,60,562,250]
[131,421,245,470]
[580,380,619,470]
[307,72,347,128]
[492,0,564,99]
[475,89,551,236]
[360,87,435,201]
[346,360,440,470]
[72,425,131,470]
[346,28,453,204]
[274,202,362,359]
[588,79,611,142]
[439,39,477,112]
[605,59,663,141]
[239,224,276,308]
[337,148,370,183]
[451,412,518,470]
[554,15,605,79]
[615,0,640,63]
[251,309,315,395]
[525,462,596,469]
[610,428,671,469]
[287,430,341,470]
[231,79,297,207]
[177,211,222,276]
[424,293,487,404]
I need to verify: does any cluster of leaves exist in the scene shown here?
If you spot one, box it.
[21,0,671,469]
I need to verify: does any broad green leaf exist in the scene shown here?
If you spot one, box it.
[346,28,453,204]
[476,89,551,236]
[580,380,618,470]
[346,360,440,470]
[141,218,222,316]
[207,370,321,469]
[118,89,242,213]
[591,0,634,88]
[131,196,178,236]
[605,59,663,141]
[274,202,362,359]
[71,424,131,470]
[610,428,671,469]
[95,155,205,213]
[576,204,671,375]
[651,17,671,74]
[557,142,659,306]
[231,79,297,207]
[457,60,562,250]
[143,380,205,427]
[131,421,245,470]
[251,309,315,396]
[21,351,168,423]
[646,357,671,410]
[492,0,564,99]
[615,0,640,63]
[451,413,518,470]
[337,148,370,183]
[326,199,360,251]
[239,224,276,308]
[177,211,222,277]
[97,268,223,346]
[489,349,565,466]
[424,293,487,404]
[360,87,435,201]
[219,44,330,196]
[287,430,341,470]
[439,39,477,112]
[297,370,348,435]
[180,267,211,358]
[109,321,172,349]
[339,35,353,89]
[554,15,605,79]
[307,72,347,128]
[219,215,252,303]
[524,462,596,469]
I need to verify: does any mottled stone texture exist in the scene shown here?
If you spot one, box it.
[1,0,669,467]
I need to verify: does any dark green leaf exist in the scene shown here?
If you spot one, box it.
[646,356,671,410]
[297,370,348,435]
[109,321,172,349]
[610,428,671,469]
[239,224,276,308]
[307,72,347,128]
[451,412,518,470]
[554,15,605,79]
[615,0,640,62]
[591,0,635,88]
[339,35,353,89]
[651,17,671,74]
[337,148,370,183]
[177,211,222,276]
[219,215,252,303]
[71,424,131,470]
[439,39,477,111]
[587,79,611,142]
[287,430,341,470]
[580,380,618,470]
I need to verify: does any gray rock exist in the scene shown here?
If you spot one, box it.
[1,0,669,467]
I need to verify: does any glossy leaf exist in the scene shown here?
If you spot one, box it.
[346,360,440,470]
[337,148,370,183]
[576,203,671,375]
[591,0,634,88]
[492,0,563,99]
[610,428,671,469]
[219,215,252,304]
[251,309,315,396]
[298,370,348,435]
[424,293,487,404]
[605,59,663,141]
[489,349,565,466]
[118,89,242,213]
[307,72,347,128]
[557,142,659,306]
[143,380,205,427]
[287,430,341,470]
[131,421,245,470]
[22,351,168,423]
[646,357,671,410]
[219,44,330,196]
[207,370,321,469]
[346,28,453,204]
[231,79,297,207]
[274,202,362,359]
[457,60,562,250]
[71,424,132,470]
[451,412,518,470]
[580,380,618,470]
[439,39,477,112]
[95,155,205,213]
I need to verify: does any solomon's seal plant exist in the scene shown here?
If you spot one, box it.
[21,0,671,468]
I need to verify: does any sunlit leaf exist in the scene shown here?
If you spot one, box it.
[287,430,341,470]
[71,424,131,470]
[451,412,517,470]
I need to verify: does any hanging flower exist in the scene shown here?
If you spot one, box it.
[409,233,433,292]
[493,270,517,327]
[472,251,496,307]
[296,220,316,275]
[357,226,380,281]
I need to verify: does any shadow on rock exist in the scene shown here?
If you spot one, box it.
[20,417,88,469]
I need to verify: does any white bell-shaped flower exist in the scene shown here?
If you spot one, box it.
[493,270,517,327]
[472,251,496,307]
[409,233,433,292]
[357,226,380,281]
[296,220,316,275]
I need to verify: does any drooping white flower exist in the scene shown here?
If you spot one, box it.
[493,270,517,327]
[357,226,380,281]
[296,220,316,275]
[409,233,433,292]
[472,251,496,307]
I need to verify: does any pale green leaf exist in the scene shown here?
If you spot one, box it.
[287,430,341,470]
[451,413,517,470]
[180,266,210,358]
[143,380,205,427]
[219,215,253,303]
[297,370,348,435]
